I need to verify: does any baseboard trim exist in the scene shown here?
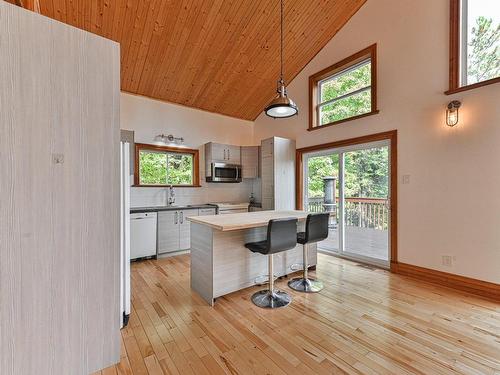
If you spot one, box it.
[393,262,500,302]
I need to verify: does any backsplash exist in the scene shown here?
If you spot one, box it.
[131,179,256,207]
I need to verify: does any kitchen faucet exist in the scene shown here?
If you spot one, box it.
[167,185,175,206]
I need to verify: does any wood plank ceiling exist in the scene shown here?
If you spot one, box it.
[10,0,367,120]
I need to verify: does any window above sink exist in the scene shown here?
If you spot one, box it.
[134,143,200,187]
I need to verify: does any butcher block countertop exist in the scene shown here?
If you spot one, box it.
[188,210,309,231]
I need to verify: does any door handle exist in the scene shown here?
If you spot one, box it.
[174,211,178,224]
[228,149,230,160]
[223,149,227,160]
[180,211,184,224]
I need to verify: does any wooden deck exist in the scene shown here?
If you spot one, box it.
[318,225,389,261]
[93,253,500,375]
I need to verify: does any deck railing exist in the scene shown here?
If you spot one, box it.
[307,196,389,230]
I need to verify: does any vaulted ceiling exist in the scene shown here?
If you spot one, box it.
[10,0,366,120]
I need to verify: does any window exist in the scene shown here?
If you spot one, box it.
[134,143,200,187]
[447,0,500,94]
[309,44,378,130]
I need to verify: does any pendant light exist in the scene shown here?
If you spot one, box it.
[264,0,298,118]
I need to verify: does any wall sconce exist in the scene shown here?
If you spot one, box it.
[154,134,185,146]
[446,100,461,127]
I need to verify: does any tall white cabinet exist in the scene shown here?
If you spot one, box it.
[260,137,296,210]
[0,3,120,374]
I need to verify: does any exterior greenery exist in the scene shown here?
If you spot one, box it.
[139,150,193,185]
[319,61,371,125]
[307,146,388,199]
[467,16,500,84]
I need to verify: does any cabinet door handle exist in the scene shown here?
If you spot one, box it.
[223,149,226,160]
[228,149,230,160]
[180,211,184,224]
[174,211,178,224]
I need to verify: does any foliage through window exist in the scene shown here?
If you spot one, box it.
[307,148,389,199]
[134,144,199,187]
[318,60,372,125]
[448,0,500,92]
[309,45,377,130]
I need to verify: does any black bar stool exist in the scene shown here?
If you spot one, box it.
[245,218,298,308]
[288,213,329,293]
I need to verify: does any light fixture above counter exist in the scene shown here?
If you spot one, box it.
[264,0,298,119]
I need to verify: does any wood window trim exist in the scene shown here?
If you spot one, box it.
[308,44,378,131]
[134,143,201,187]
[295,130,397,270]
[446,0,500,95]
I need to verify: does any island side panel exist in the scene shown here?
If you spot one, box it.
[190,223,214,305]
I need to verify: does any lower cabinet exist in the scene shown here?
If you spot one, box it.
[157,211,179,253]
[158,208,215,254]
[179,209,199,250]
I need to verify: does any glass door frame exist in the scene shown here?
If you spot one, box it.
[303,139,391,269]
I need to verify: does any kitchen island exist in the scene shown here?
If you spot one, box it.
[188,210,317,305]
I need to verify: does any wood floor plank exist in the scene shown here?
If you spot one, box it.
[101,253,500,375]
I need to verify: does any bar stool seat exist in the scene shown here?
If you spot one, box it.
[244,240,268,254]
[245,217,298,309]
[288,213,329,293]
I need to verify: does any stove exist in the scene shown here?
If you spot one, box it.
[209,202,250,214]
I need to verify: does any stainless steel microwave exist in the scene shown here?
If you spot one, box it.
[206,162,242,183]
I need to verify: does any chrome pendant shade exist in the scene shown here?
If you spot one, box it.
[265,79,298,118]
[264,0,298,119]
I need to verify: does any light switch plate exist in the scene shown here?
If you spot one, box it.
[402,175,410,184]
[52,153,64,164]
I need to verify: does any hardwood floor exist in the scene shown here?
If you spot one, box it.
[93,253,500,375]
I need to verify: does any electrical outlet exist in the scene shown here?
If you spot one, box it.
[442,255,453,267]
[402,175,410,184]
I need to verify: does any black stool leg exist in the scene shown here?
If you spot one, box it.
[288,244,324,293]
[251,254,291,308]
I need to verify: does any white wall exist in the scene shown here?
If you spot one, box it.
[253,0,500,283]
[120,93,257,207]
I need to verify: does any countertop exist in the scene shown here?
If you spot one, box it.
[187,210,309,231]
[130,204,217,213]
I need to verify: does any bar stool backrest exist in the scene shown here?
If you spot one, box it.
[266,218,298,255]
[305,213,330,244]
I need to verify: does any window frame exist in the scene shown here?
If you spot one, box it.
[446,0,500,95]
[134,143,200,187]
[308,44,378,131]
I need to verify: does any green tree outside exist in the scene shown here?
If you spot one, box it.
[139,151,193,185]
[467,16,500,85]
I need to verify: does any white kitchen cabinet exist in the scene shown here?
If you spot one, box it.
[226,144,241,164]
[179,209,200,250]
[157,211,180,253]
[261,137,296,210]
[241,146,260,178]
[205,142,241,168]
[158,208,207,253]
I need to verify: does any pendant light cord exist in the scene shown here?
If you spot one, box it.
[280,0,284,83]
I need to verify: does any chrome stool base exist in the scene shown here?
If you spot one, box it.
[251,290,291,309]
[288,277,324,293]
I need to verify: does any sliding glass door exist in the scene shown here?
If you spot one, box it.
[304,140,390,267]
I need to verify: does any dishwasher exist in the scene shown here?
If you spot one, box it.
[130,212,157,260]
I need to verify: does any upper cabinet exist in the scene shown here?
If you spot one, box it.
[204,142,261,180]
[241,146,260,179]
[205,142,241,164]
